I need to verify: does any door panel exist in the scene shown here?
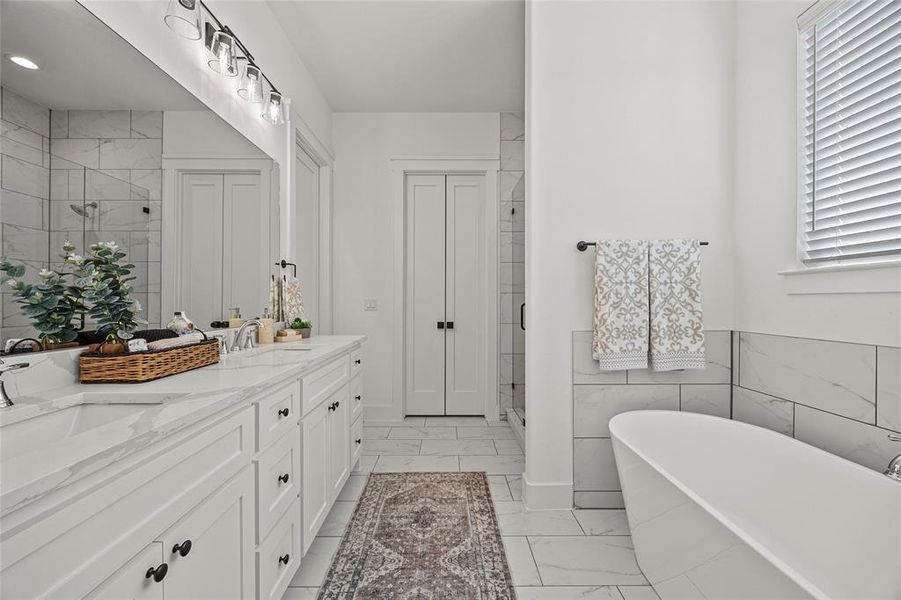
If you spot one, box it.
[445,176,485,415]
[327,386,350,500]
[302,401,329,552]
[405,175,447,415]
[294,147,319,330]
[178,173,223,328]
[223,173,265,319]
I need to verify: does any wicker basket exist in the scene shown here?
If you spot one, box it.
[79,339,220,383]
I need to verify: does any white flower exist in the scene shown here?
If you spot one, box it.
[62,241,75,252]
[7,279,17,288]
[39,269,54,279]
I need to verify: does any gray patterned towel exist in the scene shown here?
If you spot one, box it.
[649,239,706,371]
[593,240,650,370]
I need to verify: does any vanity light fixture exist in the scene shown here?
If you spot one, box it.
[163,0,201,40]
[8,55,39,70]
[263,91,285,125]
[208,29,238,76]
[238,64,264,103]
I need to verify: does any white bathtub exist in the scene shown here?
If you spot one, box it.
[610,410,901,600]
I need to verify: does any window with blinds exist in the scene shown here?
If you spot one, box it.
[798,0,901,264]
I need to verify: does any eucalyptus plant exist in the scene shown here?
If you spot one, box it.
[0,242,85,347]
[78,241,146,345]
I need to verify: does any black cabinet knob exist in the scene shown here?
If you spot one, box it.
[446,321,454,329]
[327,403,335,412]
[278,407,289,418]
[355,438,361,445]
[334,400,340,408]
[354,395,361,401]
[354,359,361,365]
[278,554,290,565]
[172,540,192,557]
[278,473,290,484]
[145,563,168,583]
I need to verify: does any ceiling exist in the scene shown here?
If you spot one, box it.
[268,0,525,112]
[0,0,204,110]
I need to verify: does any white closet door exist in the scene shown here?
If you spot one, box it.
[294,147,319,329]
[405,175,447,415]
[445,175,485,415]
[178,173,224,328]
[223,173,265,319]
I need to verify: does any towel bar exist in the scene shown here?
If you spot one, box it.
[576,240,709,252]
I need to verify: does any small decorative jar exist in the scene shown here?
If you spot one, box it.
[167,311,196,336]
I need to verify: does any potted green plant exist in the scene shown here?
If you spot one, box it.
[78,241,146,354]
[290,318,312,339]
[0,242,86,351]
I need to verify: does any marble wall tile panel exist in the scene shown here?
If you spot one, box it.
[129,111,163,139]
[876,346,901,432]
[794,405,901,472]
[98,138,162,170]
[68,111,130,139]
[500,112,524,141]
[574,384,679,437]
[1,88,49,137]
[732,386,794,436]
[680,384,731,418]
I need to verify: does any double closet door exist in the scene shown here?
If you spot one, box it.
[405,174,486,416]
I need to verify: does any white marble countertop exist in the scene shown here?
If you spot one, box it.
[0,335,365,517]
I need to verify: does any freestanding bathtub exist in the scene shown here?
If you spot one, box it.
[610,410,901,600]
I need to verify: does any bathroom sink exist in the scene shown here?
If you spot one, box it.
[1,402,158,460]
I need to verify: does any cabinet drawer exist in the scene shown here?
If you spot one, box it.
[350,375,363,423]
[256,498,301,600]
[84,542,164,600]
[300,356,349,416]
[255,429,300,542]
[256,379,300,452]
[351,416,363,467]
[350,348,363,377]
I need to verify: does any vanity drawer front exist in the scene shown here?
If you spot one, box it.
[350,375,363,423]
[350,348,363,377]
[84,542,164,600]
[301,356,350,416]
[256,498,301,600]
[255,428,301,542]
[257,379,301,452]
[351,416,363,466]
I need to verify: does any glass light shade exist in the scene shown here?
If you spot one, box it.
[208,30,238,76]
[262,91,285,125]
[238,64,264,103]
[164,0,201,40]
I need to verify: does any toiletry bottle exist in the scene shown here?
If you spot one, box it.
[228,307,245,329]
[258,307,275,345]
[168,311,195,335]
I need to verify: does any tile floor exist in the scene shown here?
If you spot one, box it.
[284,417,659,600]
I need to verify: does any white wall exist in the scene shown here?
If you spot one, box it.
[732,0,901,348]
[332,113,499,421]
[163,110,268,157]
[524,0,736,508]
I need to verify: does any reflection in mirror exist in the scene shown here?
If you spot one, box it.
[0,0,279,349]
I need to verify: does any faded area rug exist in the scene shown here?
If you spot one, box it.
[318,472,515,599]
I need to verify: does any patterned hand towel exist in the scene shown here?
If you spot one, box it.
[593,240,650,370]
[281,276,306,322]
[649,239,706,371]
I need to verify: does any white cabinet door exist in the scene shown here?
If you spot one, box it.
[327,387,350,501]
[157,467,256,600]
[444,175,485,415]
[85,542,165,600]
[222,173,266,320]
[302,401,329,553]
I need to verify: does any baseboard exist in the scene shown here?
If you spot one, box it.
[522,474,573,510]
[506,408,525,452]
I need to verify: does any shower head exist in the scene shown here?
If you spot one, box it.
[69,201,98,217]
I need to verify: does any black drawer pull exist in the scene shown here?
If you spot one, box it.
[145,563,168,583]
[278,407,289,418]
[446,321,454,329]
[278,473,290,484]
[354,395,361,401]
[354,359,361,365]
[279,554,290,565]
[355,438,362,445]
[437,321,444,329]
[172,540,192,557]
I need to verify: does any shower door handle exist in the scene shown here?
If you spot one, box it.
[520,303,525,331]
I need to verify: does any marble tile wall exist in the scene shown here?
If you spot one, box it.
[1,88,51,342]
[733,332,901,473]
[499,112,525,418]
[50,109,163,328]
[571,330,733,508]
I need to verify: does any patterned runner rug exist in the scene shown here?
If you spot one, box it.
[318,472,516,599]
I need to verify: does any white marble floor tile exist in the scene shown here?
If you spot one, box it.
[494,439,525,455]
[352,455,378,474]
[488,475,513,502]
[461,455,524,475]
[507,475,523,500]
[337,474,368,502]
[388,426,457,439]
[573,510,631,536]
[420,439,497,455]
[528,536,648,586]
[424,416,488,426]
[362,426,390,439]
[502,537,542,586]
[495,502,584,536]
[618,586,661,599]
[401,417,427,426]
[373,455,459,472]
[288,536,340,587]
[282,588,319,600]
[458,426,517,440]
[361,439,421,456]
[515,586,622,599]
[318,501,356,537]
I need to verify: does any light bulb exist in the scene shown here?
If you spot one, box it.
[238,64,264,103]
[208,30,238,77]
[263,91,284,125]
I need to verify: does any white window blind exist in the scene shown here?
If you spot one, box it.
[798,0,901,264]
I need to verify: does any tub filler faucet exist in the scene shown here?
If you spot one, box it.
[886,433,901,482]
[0,358,30,408]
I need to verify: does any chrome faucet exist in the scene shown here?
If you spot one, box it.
[886,434,901,482]
[0,358,30,408]
[231,319,263,352]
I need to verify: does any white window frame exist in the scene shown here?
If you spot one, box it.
[796,0,901,268]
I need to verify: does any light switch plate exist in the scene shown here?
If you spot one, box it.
[363,298,378,311]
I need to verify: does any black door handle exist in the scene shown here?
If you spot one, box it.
[520,302,526,331]
[172,540,192,557]
[437,321,444,329]
[328,403,336,412]
[446,321,454,329]
[355,438,362,444]
[355,395,361,401]
[279,554,290,565]
[354,359,361,365]
[334,400,340,408]
[278,407,289,418]
[145,563,168,583]
[278,473,290,484]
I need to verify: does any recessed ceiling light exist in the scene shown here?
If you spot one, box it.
[9,55,39,70]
